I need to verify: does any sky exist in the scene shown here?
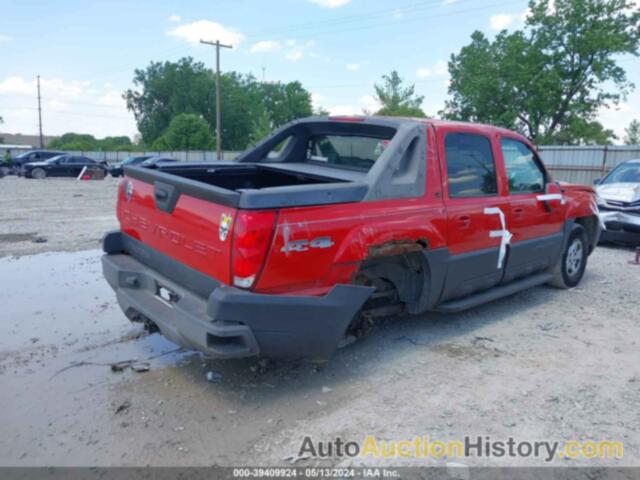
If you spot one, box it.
[0,0,638,142]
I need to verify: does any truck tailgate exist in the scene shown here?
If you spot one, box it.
[117,175,236,285]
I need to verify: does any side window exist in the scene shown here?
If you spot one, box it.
[444,133,497,198]
[500,138,545,194]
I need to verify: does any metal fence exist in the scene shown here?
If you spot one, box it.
[2,145,639,185]
[64,150,241,162]
[538,145,640,184]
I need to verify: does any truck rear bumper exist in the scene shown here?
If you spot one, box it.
[102,231,373,359]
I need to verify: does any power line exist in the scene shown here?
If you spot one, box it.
[244,0,522,43]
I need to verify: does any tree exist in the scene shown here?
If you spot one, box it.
[443,0,640,145]
[151,114,215,150]
[624,119,640,145]
[373,71,425,117]
[313,106,330,116]
[256,81,313,126]
[48,133,136,151]
[124,57,313,150]
[124,57,213,145]
[246,109,273,147]
[49,133,99,151]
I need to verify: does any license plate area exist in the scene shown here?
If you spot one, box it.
[155,282,180,306]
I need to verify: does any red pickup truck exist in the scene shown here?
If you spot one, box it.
[102,116,601,359]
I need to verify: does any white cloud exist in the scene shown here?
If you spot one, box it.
[97,90,125,107]
[311,92,325,110]
[168,14,181,22]
[442,0,459,4]
[328,105,357,116]
[0,76,34,95]
[345,63,360,71]
[167,20,244,46]
[490,13,516,30]
[0,34,11,44]
[416,60,447,79]
[0,75,137,138]
[285,40,315,61]
[250,40,281,53]
[47,99,66,110]
[309,0,351,8]
[392,9,404,19]
[598,96,640,140]
[360,95,381,113]
[434,59,448,75]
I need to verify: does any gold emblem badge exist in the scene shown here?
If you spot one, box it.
[219,213,232,241]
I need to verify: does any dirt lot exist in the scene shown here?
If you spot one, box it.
[0,176,639,468]
[0,176,119,257]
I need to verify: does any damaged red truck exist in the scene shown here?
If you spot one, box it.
[102,116,601,359]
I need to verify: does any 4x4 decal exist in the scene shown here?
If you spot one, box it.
[281,236,334,253]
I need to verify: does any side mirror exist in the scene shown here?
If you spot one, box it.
[593,178,601,185]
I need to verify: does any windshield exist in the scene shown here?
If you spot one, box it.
[306,135,391,170]
[122,156,147,165]
[602,162,640,184]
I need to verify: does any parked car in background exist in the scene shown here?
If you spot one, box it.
[13,150,65,173]
[108,155,152,177]
[596,159,640,245]
[23,154,107,179]
[138,156,179,168]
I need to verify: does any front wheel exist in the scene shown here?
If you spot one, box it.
[31,168,46,180]
[548,225,588,289]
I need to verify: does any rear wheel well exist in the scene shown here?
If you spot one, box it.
[347,250,429,337]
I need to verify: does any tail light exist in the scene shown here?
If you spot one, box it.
[231,210,277,289]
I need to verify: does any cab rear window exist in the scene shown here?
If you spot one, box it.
[306,135,391,171]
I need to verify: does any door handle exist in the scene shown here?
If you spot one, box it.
[513,207,525,219]
[455,214,471,229]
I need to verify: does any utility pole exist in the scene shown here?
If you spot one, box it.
[36,75,44,148]
[200,39,232,160]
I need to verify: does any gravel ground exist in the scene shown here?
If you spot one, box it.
[0,176,119,257]
[0,175,639,469]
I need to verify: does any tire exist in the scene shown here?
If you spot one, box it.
[31,168,46,180]
[549,225,589,289]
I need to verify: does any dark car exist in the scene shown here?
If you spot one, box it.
[24,154,107,179]
[12,150,65,174]
[108,155,151,177]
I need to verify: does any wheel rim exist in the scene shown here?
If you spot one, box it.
[566,239,583,277]
[33,169,45,179]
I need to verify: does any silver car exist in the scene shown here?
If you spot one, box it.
[596,159,640,244]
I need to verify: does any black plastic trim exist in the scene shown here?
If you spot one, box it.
[124,165,241,208]
[102,231,374,359]
[102,231,220,299]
